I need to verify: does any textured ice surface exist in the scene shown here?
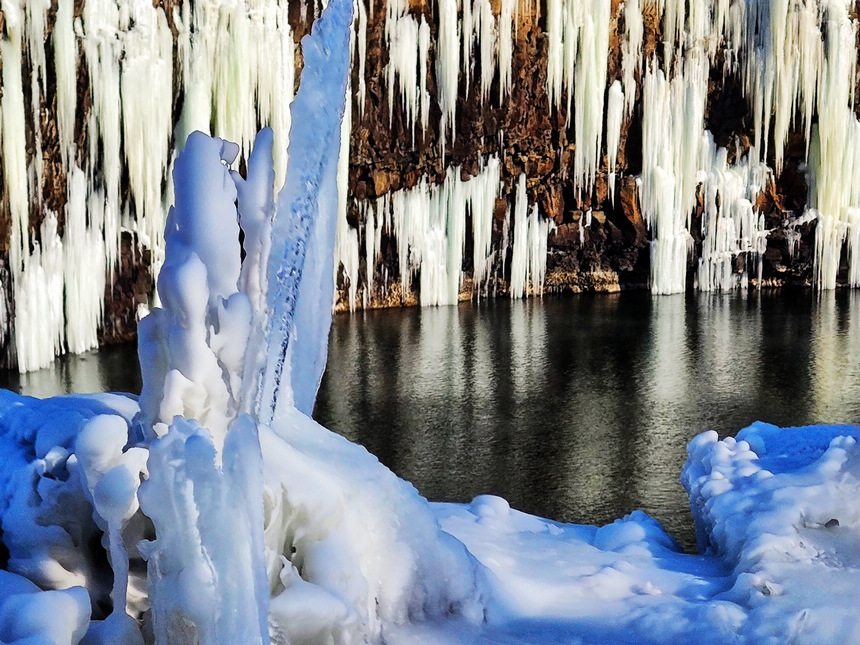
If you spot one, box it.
[5,0,860,642]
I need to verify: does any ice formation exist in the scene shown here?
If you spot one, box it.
[4,0,860,368]
[357,0,860,303]
[509,174,552,299]
[0,0,298,373]
[360,156,503,308]
[605,80,624,205]
[1,0,488,641]
[639,54,707,295]
[5,0,860,641]
[696,135,769,292]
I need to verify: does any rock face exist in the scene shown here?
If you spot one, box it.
[339,0,853,310]
[0,0,859,367]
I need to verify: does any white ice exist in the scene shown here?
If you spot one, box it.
[5,0,860,643]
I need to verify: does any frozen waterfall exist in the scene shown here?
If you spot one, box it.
[2,0,860,368]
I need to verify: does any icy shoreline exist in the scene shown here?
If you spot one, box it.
[3,0,860,639]
[1,388,859,643]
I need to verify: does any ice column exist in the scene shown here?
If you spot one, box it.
[121,1,174,276]
[82,0,123,272]
[639,53,708,295]
[807,2,860,289]
[471,156,501,290]
[509,175,530,298]
[696,134,769,291]
[498,0,516,103]
[373,157,501,306]
[14,215,65,373]
[509,174,551,298]
[572,0,610,195]
[259,0,353,421]
[64,168,107,354]
[606,80,624,204]
[545,0,611,194]
[437,0,460,151]
[475,0,497,103]
[621,0,643,118]
[53,0,77,169]
[384,0,432,139]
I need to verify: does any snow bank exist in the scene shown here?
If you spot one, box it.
[683,422,860,642]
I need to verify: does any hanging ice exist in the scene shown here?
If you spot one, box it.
[365,156,502,308]
[696,134,770,291]
[639,54,707,295]
[509,174,551,298]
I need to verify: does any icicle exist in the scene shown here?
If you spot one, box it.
[175,0,213,146]
[251,0,295,192]
[419,18,431,133]
[606,81,624,205]
[53,0,78,171]
[386,13,421,138]
[475,0,496,104]
[639,53,708,294]
[620,0,642,118]
[847,209,860,287]
[579,210,592,246]
[64,167,106,354]
[545,0,610,194]
[661,0,685,68]
[363,206,378,307]
[527,204,552,296]
[376,158,501,305]
[696,133,770,291]
[497,0,516,104]
[212,4,255,159]
[470,156,501,290]
[462,0,475,93]
[355,0,368,116]
[1,3,30,281]
[121,1,174,280]
[510,175,530,298]
[572,0,611,195]
[807,1,860,289]
[15,214,65,373]
[24,0,51,98]
[82,0,123,275]
[437,0,460,152]
[445,168,468,304]
[336,212,361,311]
[545,0,565,109]
[336,35,357,310]
[25,0,51,198]
[509,175,550,298]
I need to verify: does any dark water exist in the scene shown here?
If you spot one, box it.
[4,291,860,551]
[0,342,143,398]
[314,290,860,551]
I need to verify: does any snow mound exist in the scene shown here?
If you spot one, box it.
[683,422,860,643]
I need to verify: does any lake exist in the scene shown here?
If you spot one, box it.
[4,290,860,551]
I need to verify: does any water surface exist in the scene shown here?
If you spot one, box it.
[315,290,860,551]
[4,291,860,551]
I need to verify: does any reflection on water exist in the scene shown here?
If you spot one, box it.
[315,290,860,551]
[0,343,142,398]
[4,292,860,551]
